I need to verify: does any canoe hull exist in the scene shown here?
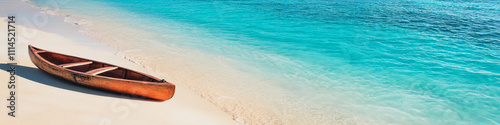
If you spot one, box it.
[28,45,175,101]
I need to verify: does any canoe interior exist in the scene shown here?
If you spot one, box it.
[32,47,160,82]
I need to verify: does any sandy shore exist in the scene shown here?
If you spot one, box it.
[0,0,240,124]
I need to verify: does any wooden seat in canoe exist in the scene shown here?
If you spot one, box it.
[59,61,93,68]
[35,50,46,53]
[86,66,118,75]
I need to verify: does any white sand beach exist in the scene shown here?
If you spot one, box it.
[0,0,240,124]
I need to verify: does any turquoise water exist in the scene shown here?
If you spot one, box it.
[30,0,500,124]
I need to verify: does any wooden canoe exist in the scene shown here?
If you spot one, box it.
[28,45,175,101]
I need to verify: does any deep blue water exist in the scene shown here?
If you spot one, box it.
[30,0,500,124]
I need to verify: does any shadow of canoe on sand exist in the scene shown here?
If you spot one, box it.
[0,63,158,101]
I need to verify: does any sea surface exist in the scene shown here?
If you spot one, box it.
[28,0,500,124]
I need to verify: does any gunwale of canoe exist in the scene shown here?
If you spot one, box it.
[28,45,175,101]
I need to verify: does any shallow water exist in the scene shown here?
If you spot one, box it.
[29,0,500,124]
